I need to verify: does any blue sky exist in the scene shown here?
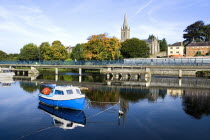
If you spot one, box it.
[0,0,209,53]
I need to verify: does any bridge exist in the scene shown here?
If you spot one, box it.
[0,57,210,78]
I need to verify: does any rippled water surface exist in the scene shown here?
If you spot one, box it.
[0,73,210,140]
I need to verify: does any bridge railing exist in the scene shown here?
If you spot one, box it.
[0,58,210,66]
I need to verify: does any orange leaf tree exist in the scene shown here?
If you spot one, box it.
[84,34,122,60]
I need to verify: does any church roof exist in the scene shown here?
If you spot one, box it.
[142,39,152,43]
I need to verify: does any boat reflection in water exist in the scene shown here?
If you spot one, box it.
[38,103,86,130]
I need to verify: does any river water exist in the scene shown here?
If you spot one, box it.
[0,71,210,140]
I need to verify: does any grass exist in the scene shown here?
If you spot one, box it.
[196,71,210,77]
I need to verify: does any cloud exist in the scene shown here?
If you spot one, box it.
[0,4,72,53]
[133,0,153,17]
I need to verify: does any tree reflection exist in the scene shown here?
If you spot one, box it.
[182,90,210,119]
[84,87,120,109]
[119,88,167,103]
[19,81,39,93]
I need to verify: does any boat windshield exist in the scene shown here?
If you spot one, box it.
[66,90,73,94]
[76,89,81,94]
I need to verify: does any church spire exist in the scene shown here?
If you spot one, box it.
[121,13,130,42]
[123,13,129,29]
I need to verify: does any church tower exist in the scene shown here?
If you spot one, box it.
[121,13,130,42]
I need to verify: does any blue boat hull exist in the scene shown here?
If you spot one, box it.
[39,96,86,110]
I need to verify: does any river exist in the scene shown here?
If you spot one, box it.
[0,71,210,140]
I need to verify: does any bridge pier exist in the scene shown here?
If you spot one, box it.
[55,68,58,75]
[179,70,182,78]
[79,75,82,83]
[79,68,82,76]
[179,78,182,87]
[145,68,151,78]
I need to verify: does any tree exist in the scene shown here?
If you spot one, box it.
[7,53,19,60]
[206,50,210,56]
[148,34,155,39]
[121,38,150,58]
[51,40,68,60]
[39,42,52,60]
[201,24,210,41]
[0,50,8,60]
[159,38,168,51]
[71,43,85,60]
[84,34,122,60]
[194,51,202,56]
[19,43,39,61]
[183,21,210,45]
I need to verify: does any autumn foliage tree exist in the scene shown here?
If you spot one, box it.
[84,34,122,60]
[51,41,68,60]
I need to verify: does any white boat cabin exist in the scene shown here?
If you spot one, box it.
[40,86,85,100]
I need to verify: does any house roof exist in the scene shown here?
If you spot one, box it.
[170,42,183,46]
[187,42,210,47]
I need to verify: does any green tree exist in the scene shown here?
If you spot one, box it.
[51,40,68,60]
[39,42,52,60]
[148,34,155,39]
[19,43,39,61]
[71,43,85,60]
[84,34,122,60]
[206,50,210,56]
[159,38,168,51]
[183,21,210,45]
[194,51,202,56]
[7,53,19,60]
[0,50,8,60]
[121,38,149,58]
[201,24,210,41]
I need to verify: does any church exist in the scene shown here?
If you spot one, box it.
[121,14,160,55]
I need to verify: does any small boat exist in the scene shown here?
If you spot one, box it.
[38,103,86,130]
[39,86,86,110]
[0,68,15,78]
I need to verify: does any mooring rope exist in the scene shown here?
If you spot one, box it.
[15,126,55,140]
[86,103,119,119]
[89,101,119,104]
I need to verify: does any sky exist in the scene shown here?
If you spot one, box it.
[0,0,209,54]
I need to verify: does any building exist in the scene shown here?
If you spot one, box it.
[168,42,184,57]
[120,14,160,55]
[142,37,160,55]
[186,42,210,56]
[66,46,74,53]
[121,13,130,42]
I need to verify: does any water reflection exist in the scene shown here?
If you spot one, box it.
[167,88,210,119]
[15,73,210,121]
[0,77,14,87]
[38,103,86,130]
[19,81,39,93]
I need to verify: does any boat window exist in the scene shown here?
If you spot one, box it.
[66,90,73,94]
[54,119,63,125]
[54,90,64,95]
[76,89,81,94]
[67,122,73,127]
